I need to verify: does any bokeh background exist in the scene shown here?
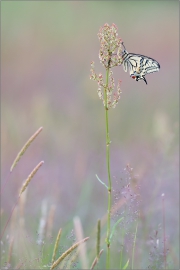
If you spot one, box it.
[1,1,179,269]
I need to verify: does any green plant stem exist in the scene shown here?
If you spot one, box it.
[104,67,112,269]
[132,219,138,270]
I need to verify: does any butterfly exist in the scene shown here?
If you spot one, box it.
[121,42,160,84]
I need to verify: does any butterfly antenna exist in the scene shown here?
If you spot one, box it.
[121,42,127,51]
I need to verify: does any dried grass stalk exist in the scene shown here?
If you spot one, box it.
[73,216,88,269]
[10,207,17,238]
[50,237,89,270]
[90,249,104,270]
[66,250,79,269]
[10,127,43,172]
[51,228,62,264]
[46,204,56,239]
[96,219,101,257]
[7,237,14,265]
[19,189,28,217]
[19,161,44,196]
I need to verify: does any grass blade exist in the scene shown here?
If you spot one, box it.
[109,217,123,242]
[96,174,108,189]
[123,258,129,269]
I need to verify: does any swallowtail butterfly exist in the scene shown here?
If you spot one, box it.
[121,43,160,84]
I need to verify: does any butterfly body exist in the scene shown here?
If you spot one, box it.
[121,43,160,84]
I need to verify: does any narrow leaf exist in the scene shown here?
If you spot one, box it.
[96,174,108,189]
[123,259,129,269]
[109,217,123,241]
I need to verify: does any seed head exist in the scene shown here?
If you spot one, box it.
[90,23,123,109]
[98,23,123,68]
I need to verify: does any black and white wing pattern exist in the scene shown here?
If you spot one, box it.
[121,43,160,84]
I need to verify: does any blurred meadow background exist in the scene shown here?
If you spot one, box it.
[1,1,179,269]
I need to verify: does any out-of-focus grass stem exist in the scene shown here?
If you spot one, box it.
[162,194,167,269]
[0,161,44,240]
[132,219,138,270]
